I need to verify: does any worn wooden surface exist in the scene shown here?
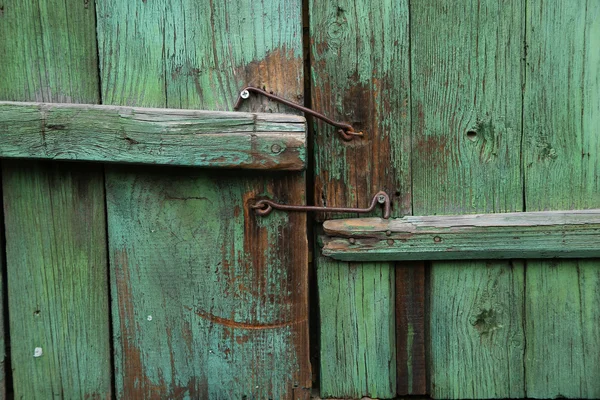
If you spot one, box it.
[411,0,525,398]
[395,263,427,395]
[317,254,396,398]
[429,262,526,399]
[524,2,600,398]
[0,0,112,398]
[0,101,306,170]
[96,0,310,398]
[322,211,600,261]
[309,0,417,396]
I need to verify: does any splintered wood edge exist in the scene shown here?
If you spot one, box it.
[323,209,600,235]
[321,209,600,262]
[0,101,307,170]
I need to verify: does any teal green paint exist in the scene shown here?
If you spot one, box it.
[321,211,600,262]
[317,254,396,399]
[0,0,111,398]
[0,101,306,170]
[524,1,600,397]
[107,170,307,398]
[96,0,310,398]
[97,0,303,111]
[410,0,526,398]
[310,0,411,213]
[2,164,111,398]
[429,263,526,399]
[310,1,411,397]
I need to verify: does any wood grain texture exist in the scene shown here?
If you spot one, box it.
[429,262,526,399]
[309,1,415,396]
[0,0,111,398]
[396,263,426,395]
[96,0,310,398]
[316,253,396,398]
[322,211,600,261]
[107,168,309,399]
[410,0,525,398]
[0,101,306,170]
[310,0,411,216]
[524,1,600,397]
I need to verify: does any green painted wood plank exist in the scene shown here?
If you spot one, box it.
[309,0,412,396]
[0,0,111,398]
[322,210,600,261]
[429,261,526,399]
[316,253,395,399]
[96,0,311,398]
[0,101,306,170]
[410,0,525,398]
[524,2,600,398]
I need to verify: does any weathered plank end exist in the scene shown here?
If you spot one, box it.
[0,101,307,170]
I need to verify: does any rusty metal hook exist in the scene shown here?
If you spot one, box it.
[234,86,364,141]
[251,191,391,219]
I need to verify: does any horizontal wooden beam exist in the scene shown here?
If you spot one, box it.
[0,101,306,170]
[321,210,600,261]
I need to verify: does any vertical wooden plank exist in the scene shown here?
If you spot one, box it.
[429,262,525,398]
[410,0,526,398]
[309,1,412,397]
[396,263,426,395]
[0,0,111,398]
[96,1,310,398]
[524,2,600,398]
[317,256,395,398]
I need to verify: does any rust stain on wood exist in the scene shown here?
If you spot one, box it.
[236,47,303,113]
[189,307,308,330]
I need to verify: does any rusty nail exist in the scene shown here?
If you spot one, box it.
[349,238,356,244]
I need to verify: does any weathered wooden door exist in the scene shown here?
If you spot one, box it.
[0,0,310,398]
[312,0,600,399]
[1,0,599,399]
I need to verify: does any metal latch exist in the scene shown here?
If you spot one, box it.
[234,86,364,141]
[251,191,391,219]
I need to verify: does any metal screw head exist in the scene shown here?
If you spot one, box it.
[271,144,282,153]
[377,194,387,204]
[386,230,392,236]
[240,89,250,99]
[348,237,356,244]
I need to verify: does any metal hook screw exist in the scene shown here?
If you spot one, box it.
[234,86,364,141]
